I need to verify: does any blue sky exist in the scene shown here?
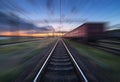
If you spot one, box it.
[0,0,120,31]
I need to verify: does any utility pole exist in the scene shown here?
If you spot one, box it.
[59,0,62,37]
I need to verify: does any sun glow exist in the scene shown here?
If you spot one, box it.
[0,31,65,37]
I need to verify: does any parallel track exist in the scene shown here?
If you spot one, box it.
[33,39,88,82]
[89,43,120,55]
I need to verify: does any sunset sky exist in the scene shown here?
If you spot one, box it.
[0,0,120,36]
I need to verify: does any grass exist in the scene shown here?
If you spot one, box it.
[0,38,56,82]
[66,39,120,82]
[0,37,41,44]
[0,65,23,82]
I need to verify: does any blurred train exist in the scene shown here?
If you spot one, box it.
[64,22,105,42]
[103,29,120,40]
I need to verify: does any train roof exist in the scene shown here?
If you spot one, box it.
[66,22,106,34]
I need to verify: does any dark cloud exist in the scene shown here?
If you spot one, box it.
[25,26,54,34]
[0,12,54,33]
[39,26,54,31]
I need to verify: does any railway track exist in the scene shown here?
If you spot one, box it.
[98,40,120,45]
[89,43,120,55]
[33,39,88,82]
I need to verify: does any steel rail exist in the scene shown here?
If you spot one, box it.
[62,39,88,82]
[33,40,59,82]
[33,39,88,82]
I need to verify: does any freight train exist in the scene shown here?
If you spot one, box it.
[64,22,105,42]
[103,29,120,40]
